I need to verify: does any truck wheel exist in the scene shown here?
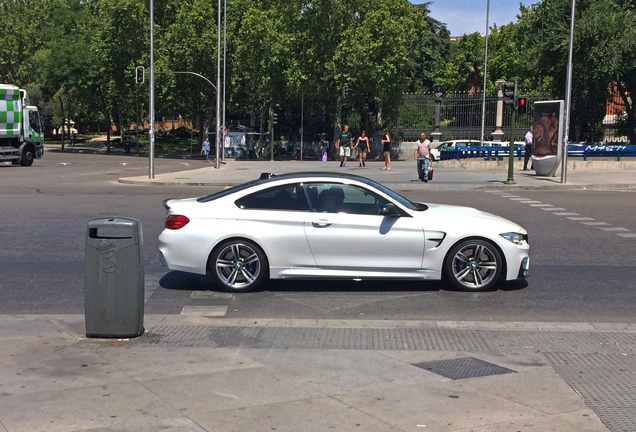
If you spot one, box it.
[20,146,35,166]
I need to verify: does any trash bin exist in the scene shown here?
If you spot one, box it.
[84,217,144,338]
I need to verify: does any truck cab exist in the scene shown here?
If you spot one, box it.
[1,84,44,166]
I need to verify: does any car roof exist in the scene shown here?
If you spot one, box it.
[256,171,374,185]
[197,172,374,203]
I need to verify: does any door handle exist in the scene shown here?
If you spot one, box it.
[312,220,332,228]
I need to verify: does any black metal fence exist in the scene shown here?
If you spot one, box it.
[396,92,541,142]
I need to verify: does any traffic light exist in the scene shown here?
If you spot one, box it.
[503,81,516,110]
[272,112,278,125]
[135,66,144,84]
[343,82,350,97]
[518,97,527,115]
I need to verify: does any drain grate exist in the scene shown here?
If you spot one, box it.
[412,357,515,380]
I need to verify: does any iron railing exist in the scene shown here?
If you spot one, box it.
[396,92,541,142]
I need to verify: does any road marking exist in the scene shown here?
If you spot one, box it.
[190,291,234,299]
[494,193,634,239]
[180,306,228,316]
[598,227,629,232]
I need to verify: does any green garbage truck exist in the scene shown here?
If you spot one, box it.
[1,84,44,166]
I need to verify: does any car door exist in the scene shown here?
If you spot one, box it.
[303,183,425,270]
[234,183,316,268]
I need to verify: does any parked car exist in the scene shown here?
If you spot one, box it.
[440,140,526,158]
[159,172,530,293]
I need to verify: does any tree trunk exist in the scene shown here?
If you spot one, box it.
[118,104,124,150]
[58,96,65,150]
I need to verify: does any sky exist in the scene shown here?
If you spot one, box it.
[417,0,534,36]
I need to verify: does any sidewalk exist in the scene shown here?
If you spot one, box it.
[45,142,636,191]
[3,314,633,432]
[118,158,636,191]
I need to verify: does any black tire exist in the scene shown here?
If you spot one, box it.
[444,239,502,292]
[20,146,35,166]
[209,239,268,292]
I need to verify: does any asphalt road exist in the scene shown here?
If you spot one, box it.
[2,152,635,323]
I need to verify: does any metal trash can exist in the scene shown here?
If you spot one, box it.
[84,217,144,338]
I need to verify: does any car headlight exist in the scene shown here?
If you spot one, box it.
[500,232,528,245]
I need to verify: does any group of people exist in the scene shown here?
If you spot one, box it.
[335,126,395,170]
[335,126,434,181]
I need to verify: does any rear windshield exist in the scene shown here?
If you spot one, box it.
[197,180,260,203]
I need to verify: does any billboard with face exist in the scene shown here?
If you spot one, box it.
[532,100,564,157]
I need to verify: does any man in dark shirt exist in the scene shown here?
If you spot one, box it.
[336,124,353,167]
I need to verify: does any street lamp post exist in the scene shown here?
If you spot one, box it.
[300,89,304,161]
[431,84,443,144]
[561,0,576,184]
[215,0,221,169]
[149,0,155,179]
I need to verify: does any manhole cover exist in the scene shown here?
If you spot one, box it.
[413,357,515,380]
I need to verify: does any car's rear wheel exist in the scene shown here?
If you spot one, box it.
[444,239,502,291]
[210,239,268,292]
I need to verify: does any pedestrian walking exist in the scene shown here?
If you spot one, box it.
[353,130,369,167]
[524,128,533,170]
[201,137,210,160]
[382,129,391,170]
[336,125,353,167]
[414,132,432,182]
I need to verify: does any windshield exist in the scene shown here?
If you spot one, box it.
[197,180,260,202]
[28,108,41,135]
[367,179,427,211]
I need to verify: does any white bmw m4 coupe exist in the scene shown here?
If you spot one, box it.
[159,172,529,292]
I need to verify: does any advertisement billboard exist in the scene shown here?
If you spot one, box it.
[532,100,564,176]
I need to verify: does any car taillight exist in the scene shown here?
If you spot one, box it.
[165,215,190,230]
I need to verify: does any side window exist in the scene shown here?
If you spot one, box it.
[306,183,388,215]
[235,184,309,211]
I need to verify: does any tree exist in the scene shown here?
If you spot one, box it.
[0,0,51,85]
[93,0,148,150]
[432,32,485,93]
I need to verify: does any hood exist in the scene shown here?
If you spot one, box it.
[418,203,525,232]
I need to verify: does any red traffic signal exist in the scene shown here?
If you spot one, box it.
[518,97,527,114]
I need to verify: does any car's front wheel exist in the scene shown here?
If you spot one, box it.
[20,145,35,166]
[444,239,502,291]
[210,239,268,292]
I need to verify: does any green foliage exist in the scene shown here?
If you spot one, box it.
[433,32,485,93]
[3,0,631,144]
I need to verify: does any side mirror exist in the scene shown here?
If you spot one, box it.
[381,203,401,217]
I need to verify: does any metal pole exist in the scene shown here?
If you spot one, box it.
[561,0,576,184]
[480,0,490,145]
[222,0,226,161]
[215,0,221,169]
[300,89,303,161]
[505,108,516,184]
[149,0,155,178]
